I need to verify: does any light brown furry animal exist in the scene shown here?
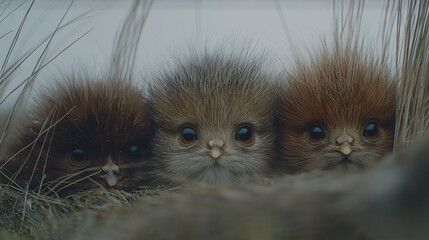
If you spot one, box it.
[276,46,396,173]
[33,139,429,240]
[0,76,156,194]
[149,50,277,184]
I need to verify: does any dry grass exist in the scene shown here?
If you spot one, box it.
[0,184,178,234]
[0,0,93,157]
[0,0,428,239]
[393,0,429,150]
[0,0,101,237]
[0,1,162,238]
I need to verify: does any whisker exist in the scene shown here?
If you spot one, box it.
[54,170,102,193]
[45,166,101,191]
[88,177,106,191]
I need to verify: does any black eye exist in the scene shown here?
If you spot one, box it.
[308,124,325,143]
[68,148,88,166]
[129,145,139,153]
[363,121,380,140]
[180,127,197,145]
[236,126,253,145]
[128,144,140,157]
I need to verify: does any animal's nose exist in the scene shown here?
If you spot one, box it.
[336,131,354,145]
[208,138,225,159]
[338,143,353,155]
[335,131,355,156]
[102,156,120,186]
[102,157,119,173]
[208,138,225,148]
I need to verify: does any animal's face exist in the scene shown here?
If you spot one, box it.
[34,112,154,192]
[154,104,274,183]
[4,80,155,193]
[277,49,396,173]
[150,55,276,183]
[281,118,394,173]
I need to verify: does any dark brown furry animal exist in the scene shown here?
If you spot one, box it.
[149,50,277,184]
[33,139,429,240]
[277,46,396,173]
[0,76,155,194]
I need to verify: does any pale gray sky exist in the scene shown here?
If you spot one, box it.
[0,0,390,109]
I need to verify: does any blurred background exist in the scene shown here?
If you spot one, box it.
[0,0,389,111]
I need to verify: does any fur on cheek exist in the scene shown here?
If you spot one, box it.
[153,128,274,183]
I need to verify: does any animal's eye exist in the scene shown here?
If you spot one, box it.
[128,144,140,157]
[308,124,325,143]
[180,127,197,145]
[68,148,88,166]
[363,121,380,140]
[236,125,253,145]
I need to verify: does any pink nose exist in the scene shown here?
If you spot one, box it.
[336,131,354,145]
[208,138,225,148]
[208,138,225,159]
[335,132,355,156]
[102,157,120,186]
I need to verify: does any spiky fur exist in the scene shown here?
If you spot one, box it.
[0,75,156,194]
[277,46,396,173]
[149,50,277,183]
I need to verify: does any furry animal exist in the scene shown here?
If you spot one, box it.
[149,51,277,184]
[33,139,429,240]
[276,46,396,173]
[0,76,156,194]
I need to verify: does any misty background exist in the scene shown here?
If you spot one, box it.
[0,0,389,113]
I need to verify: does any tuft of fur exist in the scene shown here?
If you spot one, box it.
[277,46,396,173]
[149,50,277,184]
[0,75,156,194]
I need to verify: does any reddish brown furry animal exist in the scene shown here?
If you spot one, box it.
[277,46,396,173]
[0,75,156,194]
[149,50,277,184]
